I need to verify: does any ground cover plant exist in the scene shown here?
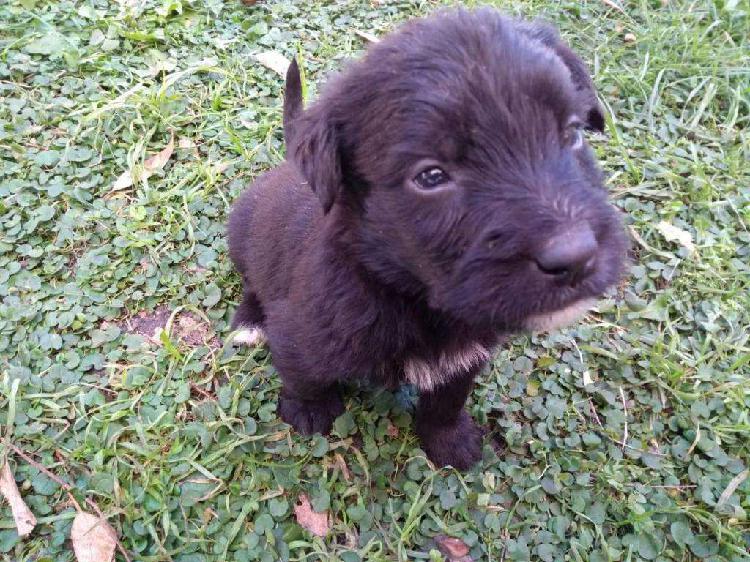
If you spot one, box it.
[0,0,748,560]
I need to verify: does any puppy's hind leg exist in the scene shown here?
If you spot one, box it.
[231,290,267,347]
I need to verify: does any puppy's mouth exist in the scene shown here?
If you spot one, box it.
[523,298,597,332]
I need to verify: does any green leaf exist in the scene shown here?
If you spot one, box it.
[587,502,606,525]
[549,515,570,538]
[31,473,58,495]
[254,513,274,534]
[582,432,602,447]
[34,151,60,166]
[638,533,659,560]
[439,488,458,509]
[310,434,328,457]
[670,521,695,548]
[333,412,356,437]
[0,530,19,553]
[269,497,288,518]
[689,536,719,557]
[203,283,221,307]
[311,489,330,512]
[25,32,67,55]
[180,480,215,507]
[536,543,555,561]
[346,504,367,522]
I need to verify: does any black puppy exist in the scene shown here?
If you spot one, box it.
[228,8,628,470]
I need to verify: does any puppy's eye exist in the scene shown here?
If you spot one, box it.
[413,167,450,189]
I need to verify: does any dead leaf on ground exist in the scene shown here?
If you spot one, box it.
[435,534,472,562]
[0,461,37,537]
[656,221,696,255]
[294,493,330,537]
[71,512,117,562]
[111,134,175,191]
[386,421,399,438]
[254,51,290,77]
[718,469,749,507]
[353,29,380,43]
[111,168,135,191]
[333,452,352,481]
[143,134,174,173]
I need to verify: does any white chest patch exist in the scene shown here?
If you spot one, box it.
[523,298,596,333]
[404,342,491,391]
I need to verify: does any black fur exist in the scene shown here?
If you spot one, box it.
[282,58,302,146]
[227,8,629,471]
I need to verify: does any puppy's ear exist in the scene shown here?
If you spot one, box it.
[291,105,342,214]
[522,21,606,132]
[283,58,304,147]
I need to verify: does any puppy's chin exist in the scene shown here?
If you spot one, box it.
[523,298,597,333]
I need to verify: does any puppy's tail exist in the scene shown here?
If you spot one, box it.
[283,58,303,146]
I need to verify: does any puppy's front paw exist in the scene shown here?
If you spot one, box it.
[278,392,345,435]
[418,411,483,471]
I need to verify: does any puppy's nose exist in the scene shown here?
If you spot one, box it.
[535,226,598,285]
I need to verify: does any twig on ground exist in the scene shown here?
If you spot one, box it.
[190,382,216,400]
[190,383,214,400]
[5,441,83,512]
[588,398,604,428]
[686,423,701,457]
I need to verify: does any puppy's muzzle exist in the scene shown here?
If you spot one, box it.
[533,224,598,287]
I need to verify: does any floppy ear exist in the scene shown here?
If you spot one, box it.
[291,105,342,214]
[522,21,606,132]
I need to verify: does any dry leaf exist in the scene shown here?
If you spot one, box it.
[143,135,174,173]
[0,461,37,537]
[254,51,290,77]
[656,221,696,254]
[111,170,134,191]
[353,29,380,43]
[294,494,330,537]
[333,452,352,482]
[435,535,472,561]
[386,421,399,438]
[111,135,174,191]
[71,512,117,562]
[717,469,749,506]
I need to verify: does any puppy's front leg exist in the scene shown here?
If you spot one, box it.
[416,368,483,471]
[277,373,345,436]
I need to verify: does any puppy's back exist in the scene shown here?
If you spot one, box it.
[228,163,321,302]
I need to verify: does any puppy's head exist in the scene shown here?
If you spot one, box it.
[291,8,629,332]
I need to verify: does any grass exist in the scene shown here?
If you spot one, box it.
[0,0,748,560]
